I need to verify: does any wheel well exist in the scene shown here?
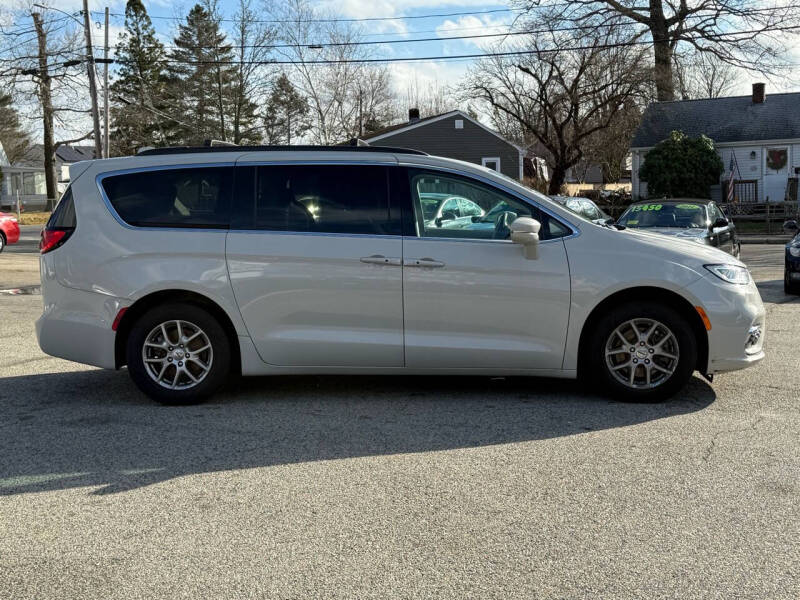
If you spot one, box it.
[577,286,709,377]
[114,289,241,375]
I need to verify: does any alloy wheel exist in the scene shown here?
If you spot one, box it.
[141,320,213,390]
[604,318,680,389]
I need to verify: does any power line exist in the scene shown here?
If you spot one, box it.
[130,22,651,52]
[99,5,530,24]
[108,25,800,67]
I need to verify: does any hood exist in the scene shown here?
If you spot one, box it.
[631,227,708,241]
[614,226,741,268]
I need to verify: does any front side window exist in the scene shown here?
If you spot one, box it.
[408,169,569,240]
[102,167,233,228]
[250,164,396,235]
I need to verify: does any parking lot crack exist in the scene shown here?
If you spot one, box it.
[702,415,765,462]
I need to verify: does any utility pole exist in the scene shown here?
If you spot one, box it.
[103,7,109,158]
[357,88,363,138]
[31,12,58,210]
[82,0,103,159]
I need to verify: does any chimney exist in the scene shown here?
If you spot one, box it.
[408,108,420,122]
[752,82,766,104]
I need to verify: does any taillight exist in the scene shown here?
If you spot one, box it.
[40,228,72,254]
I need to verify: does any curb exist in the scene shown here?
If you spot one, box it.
[740,237,790,245]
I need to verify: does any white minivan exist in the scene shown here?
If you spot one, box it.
[37,146,765,404]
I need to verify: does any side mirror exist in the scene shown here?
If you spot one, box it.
[784,219,799,233]
[710,217,728,230]
[510,217,541,259]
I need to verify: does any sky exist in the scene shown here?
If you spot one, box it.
[1,0,799,140]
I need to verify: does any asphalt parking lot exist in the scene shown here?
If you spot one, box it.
[1,246,798,599]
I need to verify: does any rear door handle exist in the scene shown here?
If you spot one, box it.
[360,255,402,266]
[405,257,446,268]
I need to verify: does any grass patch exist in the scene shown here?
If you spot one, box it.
[17,212,50,226]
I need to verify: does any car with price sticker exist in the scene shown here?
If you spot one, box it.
[615,199,741,258]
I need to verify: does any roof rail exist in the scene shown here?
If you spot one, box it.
[136,145,428,156]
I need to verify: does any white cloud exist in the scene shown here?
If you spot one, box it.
[436,14,514,52]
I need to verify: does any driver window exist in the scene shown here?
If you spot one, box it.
[409,170,569,241]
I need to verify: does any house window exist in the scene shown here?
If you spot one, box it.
[481,157,501,172]
[454,119,463,129]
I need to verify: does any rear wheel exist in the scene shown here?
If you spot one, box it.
[589,302,697,402]
[126,303,230,404]
[0,232,5,253]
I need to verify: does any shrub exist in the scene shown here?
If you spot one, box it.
[639,131,724,198]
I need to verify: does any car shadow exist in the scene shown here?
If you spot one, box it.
[755,279,799,304]
[0,369,716,496]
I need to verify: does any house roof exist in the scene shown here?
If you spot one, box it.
[631,91,800,149]
[363,110,523,152]
[12,144,96,167]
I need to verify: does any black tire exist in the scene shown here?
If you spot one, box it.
[785,270,800,295]
[126,302,230,404]
[0,232,5,253]
[588,302,697,402]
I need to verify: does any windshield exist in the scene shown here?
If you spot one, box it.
[617,202,708,229]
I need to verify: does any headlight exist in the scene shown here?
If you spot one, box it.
[789,246,800,258]
[704,264,751,285]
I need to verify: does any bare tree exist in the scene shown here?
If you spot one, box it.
[514,0,800,101]
[264,0,395,144]
[231,0,276,144]
[673,49,738,99]
[465,25,650,193]
[401,75,453,119]
[1,3,93,208]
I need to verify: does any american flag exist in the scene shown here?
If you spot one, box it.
[726,154,736,203]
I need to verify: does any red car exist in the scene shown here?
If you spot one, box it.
[0,211,20,252]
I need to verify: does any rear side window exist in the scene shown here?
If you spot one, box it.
[101,167,233,228]
[47,187,76,228]
[248,165,398,235]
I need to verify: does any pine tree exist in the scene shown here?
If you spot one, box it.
[167,3,238,144]
[110,0,173,155]
[0,94,32,165]
[263,74,310,144]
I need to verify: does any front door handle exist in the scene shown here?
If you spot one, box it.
[405,257,446,268]
[360,255,402,266]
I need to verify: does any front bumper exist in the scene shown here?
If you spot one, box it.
[36,259,126,369]
[684,274,766,374]
[785,249,800,281]
[1,220,20,244]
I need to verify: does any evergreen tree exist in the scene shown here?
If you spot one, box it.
[110,0,173,155]
[263,74,310,144]
[167,3,238,144]
[0,94,32,166]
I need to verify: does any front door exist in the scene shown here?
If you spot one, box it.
[763,146,790,202]
[226,163,404,367]
[400,168,573,370]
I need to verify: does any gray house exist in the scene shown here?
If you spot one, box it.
[362,109,525,181]
[0,143,95,210]
[631,84,800,202]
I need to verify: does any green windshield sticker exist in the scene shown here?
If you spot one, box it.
[626,219,639,225]
[630,204,662,212]
[675,203,701,209]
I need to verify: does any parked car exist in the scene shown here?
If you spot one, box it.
[0,211,20,252]
[36,146,765,405]
[419,192,485,230]
[549,195,612,223]
[783,219,800,295]
[615,199,741,258]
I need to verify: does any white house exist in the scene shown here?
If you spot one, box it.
[631,84,800,203]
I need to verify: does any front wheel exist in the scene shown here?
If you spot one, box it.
[589,303,697,402]
[126,303,230,404]
[785,270,800,295]
[0,232,5,253]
